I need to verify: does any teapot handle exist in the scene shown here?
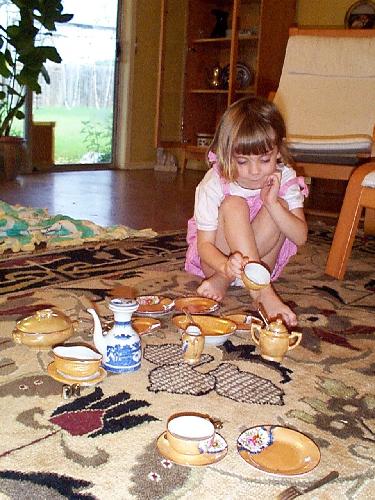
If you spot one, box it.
[288,331,302,351]
[250,323,261,346]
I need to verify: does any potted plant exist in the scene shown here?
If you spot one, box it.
[0,0,73,179]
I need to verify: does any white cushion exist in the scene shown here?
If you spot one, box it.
[362,171,375,188]
[274,35,375,138]
[288,135,373,154]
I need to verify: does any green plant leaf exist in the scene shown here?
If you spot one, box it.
[0,0,73,135]
[40,65,50,84]
[0,54,11,78]
[4,49,14,66]
[37,46,62,64]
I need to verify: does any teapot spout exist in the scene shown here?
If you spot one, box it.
[87,308,106,357]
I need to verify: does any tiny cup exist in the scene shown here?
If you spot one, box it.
[166,414,215,455]
[53,345,102,380]
[241,262,271,291]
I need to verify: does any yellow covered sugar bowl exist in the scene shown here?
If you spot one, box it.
[251,318,302,362]
[13,308,74,350]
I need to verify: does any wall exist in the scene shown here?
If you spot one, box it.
[297,0,355,26]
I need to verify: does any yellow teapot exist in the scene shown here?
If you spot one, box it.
[251,318,302,362]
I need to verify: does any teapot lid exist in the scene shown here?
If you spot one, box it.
[186,325,202,336]
[16,308,72,334]
[267,318,289,336]
[108,298,139,312]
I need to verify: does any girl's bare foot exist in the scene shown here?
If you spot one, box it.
[252,285,297,326]
[197,273,231,302]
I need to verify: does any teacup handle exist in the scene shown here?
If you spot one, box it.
[288,331,302,351]
[251,324,261,346]
[12,331,22,344]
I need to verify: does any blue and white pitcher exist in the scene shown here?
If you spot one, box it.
[87,299,141,373]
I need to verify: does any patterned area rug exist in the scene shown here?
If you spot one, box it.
[0,222,374,499]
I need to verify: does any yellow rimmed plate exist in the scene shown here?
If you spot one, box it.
[132,317,161,336]
[157,432,227,466]
[47,362,107,387]
[135,295,175,316]
[224,314,263,333]
[237,425,320,476]
[172,314,236,346]
[174,296,219,315]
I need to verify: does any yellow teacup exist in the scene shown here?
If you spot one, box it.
[166,414,215,455]
[53,345,102,380]
[242,262,271,291]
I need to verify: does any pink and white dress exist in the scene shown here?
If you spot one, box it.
[185,152,308,282]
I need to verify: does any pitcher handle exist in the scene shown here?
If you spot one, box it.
[251,324,261,346]
[288,331,302,351]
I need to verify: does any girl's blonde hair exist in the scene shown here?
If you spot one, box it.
[208,96,292,181]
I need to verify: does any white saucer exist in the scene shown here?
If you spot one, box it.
[156,432,227,466]
[47,361,107,386]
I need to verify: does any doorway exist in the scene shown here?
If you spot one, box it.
[32,0,121,167]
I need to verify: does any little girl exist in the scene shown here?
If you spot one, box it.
[185,96,308,326]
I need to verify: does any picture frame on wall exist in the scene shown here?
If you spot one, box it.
[345,1,375,29]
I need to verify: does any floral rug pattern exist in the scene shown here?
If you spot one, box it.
[0,222,374,499]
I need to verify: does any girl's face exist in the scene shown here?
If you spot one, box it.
[233,147,279,189]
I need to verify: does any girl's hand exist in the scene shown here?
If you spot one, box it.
[260,172,281,206]
[224,251,245,279]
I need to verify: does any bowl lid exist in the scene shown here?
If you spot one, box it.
[16,308,72,334]
[267,318,289,336]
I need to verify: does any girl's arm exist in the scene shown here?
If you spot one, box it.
[261,172,308,246]
[265,203,308,246]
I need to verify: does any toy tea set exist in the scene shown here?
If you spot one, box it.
[11,263,310,471]
[156,411,322,474]
[12,262,302,381]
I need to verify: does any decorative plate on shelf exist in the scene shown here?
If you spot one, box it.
[345,1,375,29]
[222,62,254,90]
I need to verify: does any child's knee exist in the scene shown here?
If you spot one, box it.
[219,195,248,215]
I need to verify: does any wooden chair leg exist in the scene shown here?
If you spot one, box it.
[325,163,375,279]
[325,192,363,279]
[364,207,375,235]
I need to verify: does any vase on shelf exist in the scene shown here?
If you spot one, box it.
[206,63,223,89]
[211,9,229,38]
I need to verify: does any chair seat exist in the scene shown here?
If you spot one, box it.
[291,152,370,166]
[363,171,375,187]
[288,135,373,153]
[288,135,373,165]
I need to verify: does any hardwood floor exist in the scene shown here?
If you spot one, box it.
[0,167,338,232]
[0,169,205,231]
